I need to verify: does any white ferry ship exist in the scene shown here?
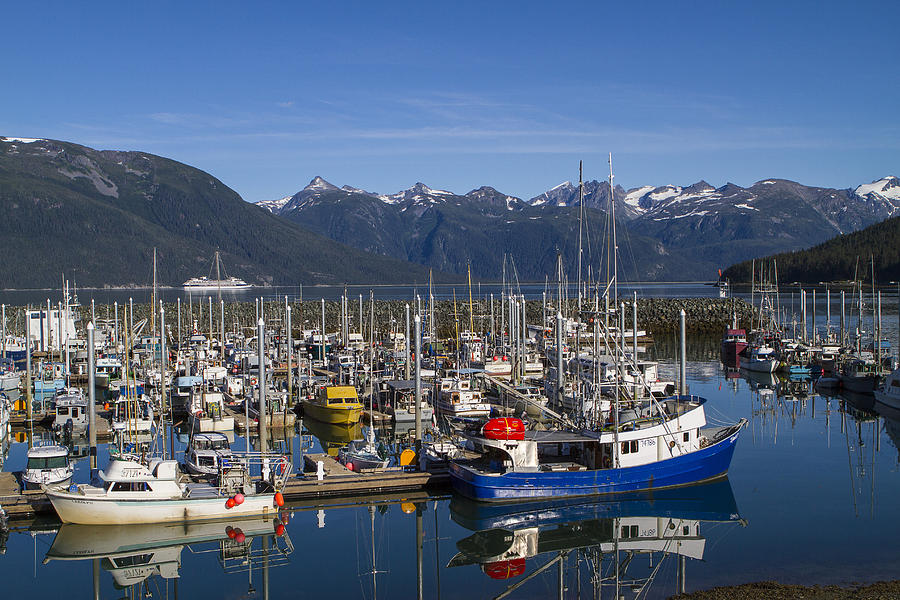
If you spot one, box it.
[182,275,251,290]
[183,251,252,290]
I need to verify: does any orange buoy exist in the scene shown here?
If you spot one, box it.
[233,493,245,505]
[274,492,284,507]
[226,498,236,509]
[345,461,354,471]
[234,529,245,543]
[275,523,285,536]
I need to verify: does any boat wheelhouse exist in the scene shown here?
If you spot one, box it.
[377,379,434,423]
[51,389,89,434]
[721,329,748,365]
[436,372,491,418]
[184,432,234,476]
[23,443,73,489]
[301,385,363,424]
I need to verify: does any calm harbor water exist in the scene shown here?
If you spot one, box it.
[3,346,900,598]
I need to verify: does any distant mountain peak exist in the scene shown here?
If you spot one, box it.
[387,182,455,204]
[855,176,900,214]
[305,176,340,192]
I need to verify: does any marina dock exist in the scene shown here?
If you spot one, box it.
[0,458,449,522]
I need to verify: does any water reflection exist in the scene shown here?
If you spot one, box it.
[7,357,900,596]
[448,479,742,598]
[45,516,292,597]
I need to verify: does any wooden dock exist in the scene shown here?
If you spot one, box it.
[7,417,112,440]
[0,472,52,520]
[0,455,450,522]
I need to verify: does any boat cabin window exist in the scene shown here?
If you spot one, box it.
[621,525,639,539]
[199,456,216,467]
[109,481,151,492]
[683,432,690,442]
[621,440,639,454]
[57,407,69,416]
[27,456,68,469]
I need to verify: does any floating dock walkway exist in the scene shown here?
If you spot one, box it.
[0,456,449,522]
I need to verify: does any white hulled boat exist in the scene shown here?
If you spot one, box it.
[45,451,290,524]
[183,251,251,290]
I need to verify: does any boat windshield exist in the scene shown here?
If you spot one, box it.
[27,456,68,469]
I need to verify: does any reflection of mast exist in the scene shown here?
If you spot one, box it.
[416,504,424,600]
[361,505,386,600]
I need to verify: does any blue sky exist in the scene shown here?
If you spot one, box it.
[2,1,897,201]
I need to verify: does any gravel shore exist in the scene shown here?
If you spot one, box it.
[672,580,900,599]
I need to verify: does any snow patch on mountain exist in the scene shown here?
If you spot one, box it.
[856,176,900,202]
[256,195,293,213]
[1,137,45,144]
[649,186,682,202]
[624,186,654,209]
[388,182,454,204]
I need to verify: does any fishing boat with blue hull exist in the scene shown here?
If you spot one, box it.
[449,395,747,502]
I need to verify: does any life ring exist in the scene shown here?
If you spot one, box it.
[275,458,289,477]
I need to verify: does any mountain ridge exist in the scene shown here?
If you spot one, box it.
[0,137,444,287]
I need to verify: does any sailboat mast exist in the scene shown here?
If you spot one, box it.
[609,153,617,302]
[215,250,222,302]
[152,248,157,339]
[468,262,474,336]
[577,160,584,314]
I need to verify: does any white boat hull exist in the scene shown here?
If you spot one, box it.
[192,415,235,433]
[0,373,19,391]
[46,488,278,525]
[741,358,777,373]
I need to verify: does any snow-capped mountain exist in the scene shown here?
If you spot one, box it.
[259,174,900,227]
[855,176,900,204]
[254,173,900,281]
[256,194,293,213]
[386,182,455,204]
[258,177,526,215]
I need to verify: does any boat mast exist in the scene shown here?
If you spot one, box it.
[215,251,222,302]
[577,160,584,315]
[152,248,157,339]
[609,153,617,304]
[609,153,620,468]
[467,262,474,336]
